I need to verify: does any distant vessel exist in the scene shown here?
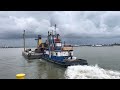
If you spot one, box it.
[22,25,88,67]
[92,44,103,47]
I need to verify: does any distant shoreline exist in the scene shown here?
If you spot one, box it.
[73,43,120,47]
[0,44,120,48]
[0,46,36,48]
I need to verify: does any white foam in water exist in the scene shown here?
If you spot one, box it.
[64,65,120,79]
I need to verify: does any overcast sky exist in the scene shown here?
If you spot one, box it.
[1,11,120,39]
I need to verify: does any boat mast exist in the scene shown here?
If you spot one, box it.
[48,31,51,58]
[23,30,26,51]
[55,24,56,36]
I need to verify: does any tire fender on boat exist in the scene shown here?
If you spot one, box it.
[28,53,31,57]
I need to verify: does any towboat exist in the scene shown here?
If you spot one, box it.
[40,25,88,67]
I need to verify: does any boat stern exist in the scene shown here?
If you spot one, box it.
[64,59,88,66]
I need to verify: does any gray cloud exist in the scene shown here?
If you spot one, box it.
[0,11,120,39]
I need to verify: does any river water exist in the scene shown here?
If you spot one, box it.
[0,46,120,79]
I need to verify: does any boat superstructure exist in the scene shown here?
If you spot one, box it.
[41,25,88,67]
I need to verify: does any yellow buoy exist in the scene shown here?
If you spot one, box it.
[16,73,25,79]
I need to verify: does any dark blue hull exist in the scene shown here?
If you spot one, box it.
[41,55,88,67]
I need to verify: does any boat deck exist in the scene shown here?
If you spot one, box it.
[22,51,42,59]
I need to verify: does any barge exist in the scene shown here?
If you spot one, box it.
[22,30,44,59]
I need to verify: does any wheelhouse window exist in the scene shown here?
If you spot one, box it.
[56,53,58,56]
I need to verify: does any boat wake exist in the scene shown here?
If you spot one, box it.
[64,65,120,79]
